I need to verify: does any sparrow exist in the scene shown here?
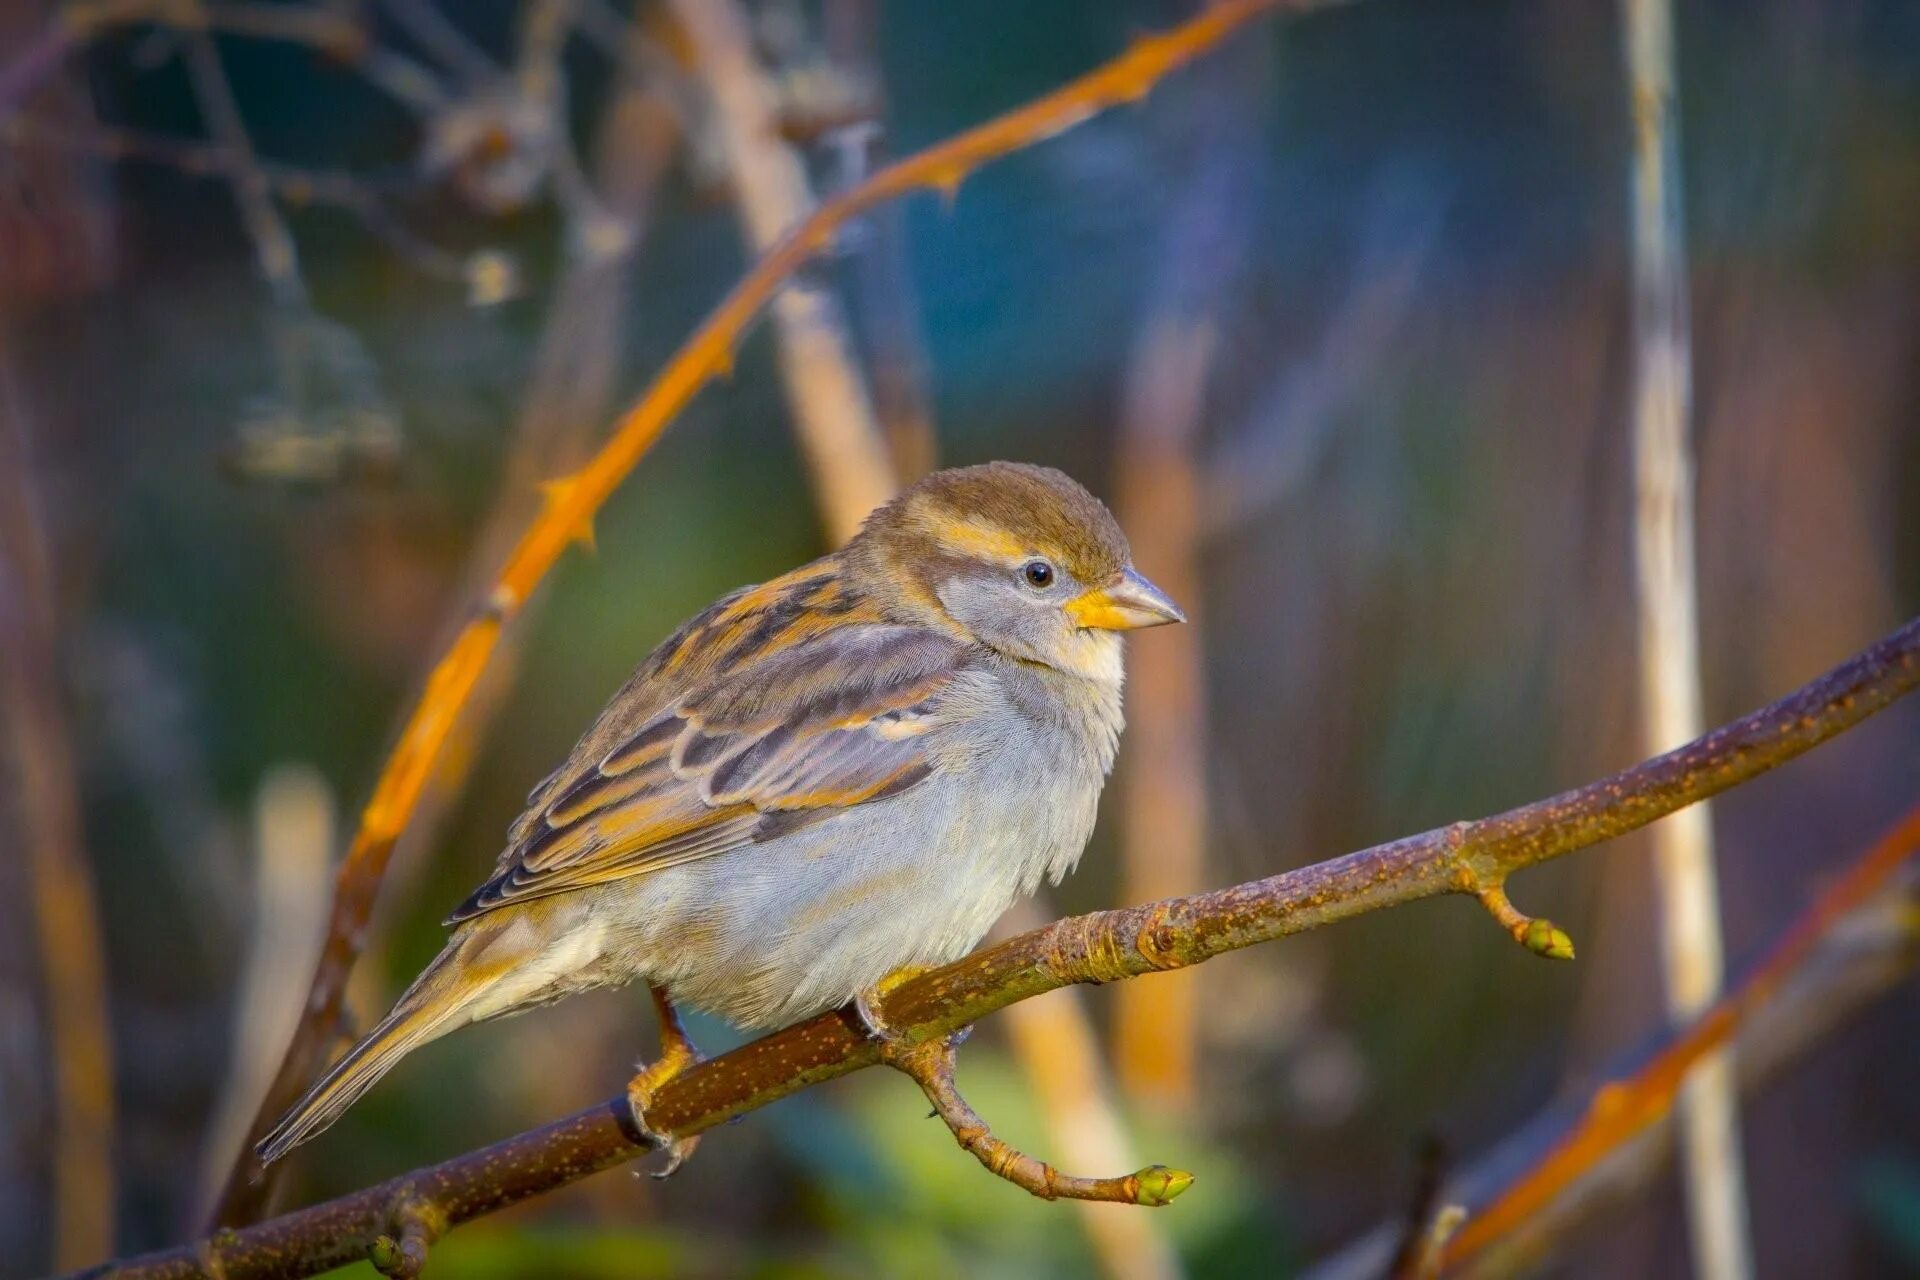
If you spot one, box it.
[258,462,1184,1164]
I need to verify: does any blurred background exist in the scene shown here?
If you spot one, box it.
[2,0,1918,1276]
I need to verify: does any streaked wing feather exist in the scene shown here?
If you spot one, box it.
[449,609,967,922]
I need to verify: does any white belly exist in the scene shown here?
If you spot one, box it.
[582,717,1105,1027]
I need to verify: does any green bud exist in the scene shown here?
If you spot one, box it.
[1134,1165,1195,1206]
[1524,918,1576,960]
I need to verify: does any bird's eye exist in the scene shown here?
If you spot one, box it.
[1021,559,1056,589]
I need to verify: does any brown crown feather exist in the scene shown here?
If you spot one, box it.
[855,462,1130,587]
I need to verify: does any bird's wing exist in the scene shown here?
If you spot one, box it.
[448,621,969,921]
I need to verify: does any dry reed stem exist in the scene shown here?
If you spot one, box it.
[0,364,116,1270]
[667,0,895,546]
[1000,898,1189,1280]
[1114,314,1217,1111]
[1621,0,1753,1274]
[1111,35,1262,1109]
[213,0,1303,1224]
[83,613,1920,1280]
[195,768,334,1217]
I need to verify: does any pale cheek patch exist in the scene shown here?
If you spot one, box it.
[1053,630,1125,683]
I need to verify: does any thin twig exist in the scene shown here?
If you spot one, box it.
[1621,0,1753,1275]
[1198,171,1445,538]
[817,0,938,482]
[177,3,306,307]
[212,0,1306,1219]
[881,1032,1192,1205]
[1386,1137,1450,1279]
[666,0,895,545]
[83,613,1920,1280]
[0,359,116,1271]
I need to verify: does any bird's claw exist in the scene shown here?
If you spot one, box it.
[853,965,946,1045]
[854,988,899,1043]
[625,1055,702,1178]
[627,984,704,1178]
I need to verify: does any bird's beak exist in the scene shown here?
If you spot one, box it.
[1065,566,1187,631]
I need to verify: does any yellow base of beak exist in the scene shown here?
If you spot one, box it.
[1065,567,1186,631]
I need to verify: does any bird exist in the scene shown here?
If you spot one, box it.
[257,461,1184,1166]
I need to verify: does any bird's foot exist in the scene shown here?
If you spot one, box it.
[626,985,704,1178]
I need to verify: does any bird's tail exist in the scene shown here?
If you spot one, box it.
[255,931,503,1165]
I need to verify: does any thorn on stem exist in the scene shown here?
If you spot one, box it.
[1475,883,1575,960]
[922,163,968,212]
[538,476,597,553]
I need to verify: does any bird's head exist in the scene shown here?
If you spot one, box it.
[852,462,1185,680]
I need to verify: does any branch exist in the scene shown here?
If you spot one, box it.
[0,116,487,286]
[213,0,1309,1222]
[1301,801,1920,1280]
[84,614,1920,1279]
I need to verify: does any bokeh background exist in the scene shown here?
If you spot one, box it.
[3,0,1918,1276]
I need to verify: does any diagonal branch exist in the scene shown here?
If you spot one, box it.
[83,614,1920,1280]
[213,0,1313,1221]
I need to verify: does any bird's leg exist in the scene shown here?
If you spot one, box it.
[852,963,939,1044]
[625,983,704,1177]
[879,1030,1192,1206]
